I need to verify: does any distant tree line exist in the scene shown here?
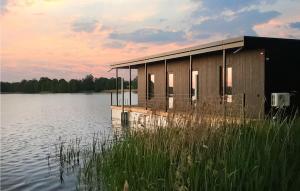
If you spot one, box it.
[0,74,137,93]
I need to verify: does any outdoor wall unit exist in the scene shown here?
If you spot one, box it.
[271,93,290,108]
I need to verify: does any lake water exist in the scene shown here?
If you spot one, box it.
[1,93,137,191]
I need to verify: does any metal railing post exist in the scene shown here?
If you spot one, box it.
[189,55,192,106]
[116,68,119,106]
[129,65,132,107]
[145,63,148,110]
[110,91,112,106]
[222,49,226,120]
[165,60,168,112]
[122,78,124,113]
[243,93,246,125]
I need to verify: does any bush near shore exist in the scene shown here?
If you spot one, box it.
[57,115,300,191]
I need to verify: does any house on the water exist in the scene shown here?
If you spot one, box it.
[110,36,300,124]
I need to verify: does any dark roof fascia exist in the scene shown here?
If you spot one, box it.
[244,36,300,49]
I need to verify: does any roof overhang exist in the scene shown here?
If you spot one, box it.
[110,36,245,69]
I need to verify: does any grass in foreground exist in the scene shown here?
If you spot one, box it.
[58,115,300,191]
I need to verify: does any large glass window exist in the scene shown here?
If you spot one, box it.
[192,71,199,101]
[168,73,174,109]
[226,67,232,103]
[168,73,174,95]
[148,74,155,99]
[219,66,232,102]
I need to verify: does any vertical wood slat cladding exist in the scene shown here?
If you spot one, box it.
[137,62,166,110]
[167,57,190,110]
[138,58,190,110]
[191,50,264,118]
[192,53,223,99]
[227,49,265,118]
[192,52,223,113]
[147,61,166,110]
[137,49,265,118]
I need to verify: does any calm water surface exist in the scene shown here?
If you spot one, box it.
[1,93,136,191]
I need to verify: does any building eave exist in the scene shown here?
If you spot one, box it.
[110,36,245,69]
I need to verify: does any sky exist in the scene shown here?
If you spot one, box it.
[1,0,300,82]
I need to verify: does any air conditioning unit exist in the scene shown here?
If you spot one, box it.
[271,93,290,107]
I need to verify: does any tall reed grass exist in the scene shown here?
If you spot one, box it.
[56,112,300,191]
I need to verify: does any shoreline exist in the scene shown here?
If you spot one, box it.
[101,89,137,93]
[0,89,137,94]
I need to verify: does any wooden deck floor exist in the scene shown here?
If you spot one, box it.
[111,105,168,117]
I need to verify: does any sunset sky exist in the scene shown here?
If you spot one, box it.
[1,0,300,82]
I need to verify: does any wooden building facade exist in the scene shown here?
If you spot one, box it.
[110,36,300,118]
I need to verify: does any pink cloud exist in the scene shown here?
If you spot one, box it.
[1,0,300,82]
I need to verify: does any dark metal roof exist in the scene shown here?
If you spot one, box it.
[110,36,299,69]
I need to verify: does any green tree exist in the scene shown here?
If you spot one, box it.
[51,79,59,93]
[11,82,19,92]
[24,79,39,93]
[132,76,138,89]
[18,80,27,92]
[82,74,94,91]
[0,82,11,92]
[69,79,81,93]
[58,79,69,93]
[0,75,127,93]
[95,77,111,92]
[39,77,52,92]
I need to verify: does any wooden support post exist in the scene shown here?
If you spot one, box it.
[189,55,192,105]
[243,93,246,125]
[116,68,119,106]
[145,63,147,110]
[122,78,124,113]
[121,77,128,127]
[110,91,112,106]
[165,60,168,112]
[222,49,226,119]
[129,65,132,107]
